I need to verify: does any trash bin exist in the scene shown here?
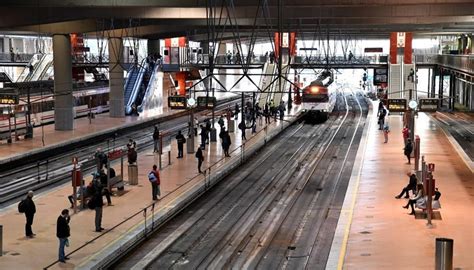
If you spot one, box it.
[436,238,453,270]
[128,164,138,185]
[187,135,194,154]
[210,128,217,142]
[228,120,235,133]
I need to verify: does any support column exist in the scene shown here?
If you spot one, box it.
[438,69,444,108]
[147,39,160,55]
[430,68,436,98]
[108,37,125,118]
[53,34,74,130]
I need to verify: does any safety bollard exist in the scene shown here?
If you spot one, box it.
[436,238,453,270]
[0,225,3,257]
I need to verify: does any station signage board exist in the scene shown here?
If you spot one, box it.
[0,93,19,105]
[419,98,438,112]
[364,47,383,53]
[387,99,407,112]
[168,96,187,109]
[197,96,216,109]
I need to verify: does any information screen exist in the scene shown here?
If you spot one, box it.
[197,96,216,109]
[419,99,438,112]
[0,93,19,104]
[387,99,407,112]
[168,96,187,109]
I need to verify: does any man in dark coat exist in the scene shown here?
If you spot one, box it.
[175,130,186,158]
[195,147,204,173]
[23,191,36,238]
[56,209,71,263]
[404,139,413,164]
[92,177,104,232]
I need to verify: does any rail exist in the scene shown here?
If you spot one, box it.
[415,54,474,74]
[42,115,296,269]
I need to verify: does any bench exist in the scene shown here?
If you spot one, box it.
[15,127,28,140]
[108,175,125,195]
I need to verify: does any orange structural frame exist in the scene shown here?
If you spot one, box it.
[404,32,413,64]
[176,72,186,95]
[389,32,397,64]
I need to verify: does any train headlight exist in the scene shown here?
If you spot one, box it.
[310,86,319,93]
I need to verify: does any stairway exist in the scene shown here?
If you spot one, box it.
[388,64,402,99]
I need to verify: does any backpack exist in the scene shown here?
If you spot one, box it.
[148,171,157,182]
[18,199,26,213]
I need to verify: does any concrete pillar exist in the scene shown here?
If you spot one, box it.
[108,37,125,118]
[53,34,74,130]
[147,39,160,55]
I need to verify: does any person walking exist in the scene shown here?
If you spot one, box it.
[148,165,161,200]
[402,125,410,146]
[264,103,270,124]
[57,209,71,263]
[378,107,386,130]
[92,177,104,232]
[195,147,204,173]
[234,103,240,120]
[200,125,208,150]
[22,191,36,238]
[175,130,186,158]
[205,120,212,144]
[383,124,390,143]
[404,138,413,164]
[395,173,417,199]
[153,126,160,153]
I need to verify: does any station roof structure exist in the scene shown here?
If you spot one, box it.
[0,0,473,40]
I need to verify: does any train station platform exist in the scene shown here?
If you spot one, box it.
[0,106,301,269]
[328,102,474,269]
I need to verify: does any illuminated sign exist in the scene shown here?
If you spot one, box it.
[197,96,216,109]
[168,96,187,109]
[419,99,438,112]
[387,99,407,112]
[0,93,19,104]
[397,32,406,47]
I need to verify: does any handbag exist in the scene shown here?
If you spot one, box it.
[65,239,70,247]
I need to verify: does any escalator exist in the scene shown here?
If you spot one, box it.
[270,63,291,105]
[138,65,164,112]
[16,54,44,82]
[258,62,277,107]
[124,59,146,114]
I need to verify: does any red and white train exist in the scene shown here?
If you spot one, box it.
[301,71,336,121]
[0,88,109,135]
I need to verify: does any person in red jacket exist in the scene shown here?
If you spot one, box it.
[402,125,410,146]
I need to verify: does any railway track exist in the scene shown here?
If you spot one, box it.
[113,89,368,270]
[0,98,243,206]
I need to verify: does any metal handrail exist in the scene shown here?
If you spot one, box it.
[41,116,286,269]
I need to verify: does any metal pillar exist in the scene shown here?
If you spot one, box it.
[438,69,444,108]
[108,37,125,118]
[430,68,437,98]
[449,74,455,110]
[53,34,74,130]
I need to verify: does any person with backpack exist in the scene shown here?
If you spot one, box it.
[175,130,186,158]
[148,165,160,200]
[195,147,204,173]
[19,190,36,238]
[56,209,71,263]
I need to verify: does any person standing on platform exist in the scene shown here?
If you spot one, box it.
[56,209,71,263]
[153,126,160,153]
[21,191,36,238]
[239,121,247,140]
[195,147,204,173]
[383,124,390,143]
[264,103,270,124]
[402,125,410,146]
[404,138,413,164]
[94,148,107,170]
[175,130,186,158]
[378,106,386,130]
[205,120,212,144]
[234,103,240,120]
[218,115,225,130]
[148,165,160,200]
[99,169,112,206]
[223,131,232,157]
[92,176,104,232]
[200,125,207,150]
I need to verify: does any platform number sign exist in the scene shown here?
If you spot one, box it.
[168,96,187,109]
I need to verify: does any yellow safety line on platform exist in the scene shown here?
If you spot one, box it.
[336,102,374,270]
